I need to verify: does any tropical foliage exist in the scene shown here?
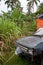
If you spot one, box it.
[36,3,43,14]
[0,8,36,65]
[27,0,40,13]
[0,0,43,65]
[5,0,21,10]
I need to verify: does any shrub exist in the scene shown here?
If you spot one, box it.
[0,20,21,51]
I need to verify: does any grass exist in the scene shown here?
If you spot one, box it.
[0,11,37,65]
[4,54,35,65]
[1,49,39,65]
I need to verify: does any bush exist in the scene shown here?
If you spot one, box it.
[0,20,21,51]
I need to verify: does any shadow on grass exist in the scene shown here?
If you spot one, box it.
[5,54,40,65]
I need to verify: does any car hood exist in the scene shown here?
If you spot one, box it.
[16,36,43,50]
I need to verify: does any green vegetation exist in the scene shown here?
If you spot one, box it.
[0,50,37,65]
[0,9,36,65]
[0,0,43,65]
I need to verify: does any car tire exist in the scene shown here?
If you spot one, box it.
[41,59,43,65]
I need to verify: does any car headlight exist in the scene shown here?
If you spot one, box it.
[29,49,33,55]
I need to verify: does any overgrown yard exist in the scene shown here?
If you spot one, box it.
[0,49,38,65]
[0,9,37,65]
[0,0,43,64]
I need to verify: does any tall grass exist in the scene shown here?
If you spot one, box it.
[0,20,21,51]
[0,9,36,65]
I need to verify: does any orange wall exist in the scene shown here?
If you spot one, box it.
[36,19,43,29]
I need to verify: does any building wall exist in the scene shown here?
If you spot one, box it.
[36,19,43,29]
